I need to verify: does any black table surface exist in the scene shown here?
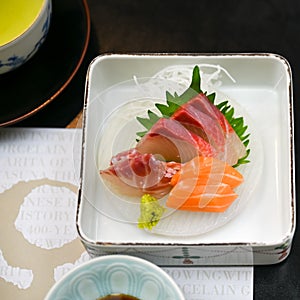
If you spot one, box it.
[7,0,300,298]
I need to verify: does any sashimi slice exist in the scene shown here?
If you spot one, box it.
[187,93,247,165]
[170,156,243,189]
[100,149,181,198]
[188,93,231,133]
[171,102,226,152]
[167,182,237,212]
[136,118,216,163]
[166,156,243,212]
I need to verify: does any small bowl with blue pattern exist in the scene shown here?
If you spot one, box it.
[45,255,185,300]
[0,0,52,74]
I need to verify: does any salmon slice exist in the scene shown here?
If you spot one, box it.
[136,118,216,163]
[167,182,238,212]
[100,149,181,198]
[166,156,243,212]
[170,156,244,189]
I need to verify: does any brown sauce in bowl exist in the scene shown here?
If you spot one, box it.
[98,294,140,300]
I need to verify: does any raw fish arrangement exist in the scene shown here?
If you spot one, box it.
[98,65,258,235]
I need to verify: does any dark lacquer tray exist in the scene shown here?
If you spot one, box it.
[0,0,90,126]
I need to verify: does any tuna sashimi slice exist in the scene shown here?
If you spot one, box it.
[181,93,246,165]
[171,103,225,152]
[136,118,216,163]
[188,93,231,133]
[100,149,181,198]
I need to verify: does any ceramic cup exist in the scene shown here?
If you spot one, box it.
[44,255,185,300]
[0,0,52,74]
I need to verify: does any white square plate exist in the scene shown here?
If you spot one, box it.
[77,53,295,265]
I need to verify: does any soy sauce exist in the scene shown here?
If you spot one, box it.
[98,294,140,300]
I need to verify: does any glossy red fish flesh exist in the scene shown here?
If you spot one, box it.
[100,149,181,198]
[173,93,246,165]
[136,118,216,163]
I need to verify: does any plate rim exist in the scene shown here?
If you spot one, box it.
[76,53,295,260]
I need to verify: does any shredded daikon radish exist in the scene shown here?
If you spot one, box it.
[152,63,236,87]
[133,64,236,99]
[132,75,182,101]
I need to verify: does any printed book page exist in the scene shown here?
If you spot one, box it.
[0,128,253,300]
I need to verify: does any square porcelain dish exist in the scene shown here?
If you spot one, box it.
[77,53,295,265]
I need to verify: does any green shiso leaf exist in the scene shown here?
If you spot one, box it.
[190,65,202,93]
[138,194,165,230]
[136,66,201,138]
[136,66,251,166]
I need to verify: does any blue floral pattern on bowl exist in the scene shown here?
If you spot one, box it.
[0,0,52,72]
[45,255,185,300]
